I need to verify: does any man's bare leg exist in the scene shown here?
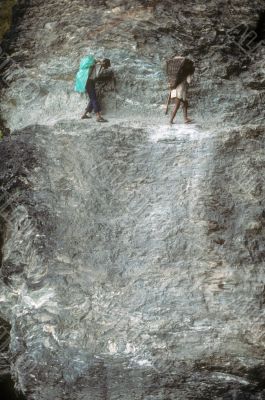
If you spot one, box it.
[183,100,192,123]
[170,98,181,124]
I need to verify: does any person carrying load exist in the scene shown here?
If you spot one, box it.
[165,56,195,125]
[74,55,110,122]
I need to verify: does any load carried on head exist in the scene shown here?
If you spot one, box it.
[166,56,195,90]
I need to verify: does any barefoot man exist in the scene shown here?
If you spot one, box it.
[165,56,194,125]
[170,73,193,124]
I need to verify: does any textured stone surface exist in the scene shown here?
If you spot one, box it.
[0,0,265,399]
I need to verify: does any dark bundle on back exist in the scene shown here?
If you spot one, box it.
[166,57,195,89]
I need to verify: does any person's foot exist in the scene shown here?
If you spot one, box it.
[81,113,92,119]
[169,120,174,125]
[97,117,108,123]
[184,118,192,124]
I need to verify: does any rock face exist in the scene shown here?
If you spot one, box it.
[0,0,16,42]
[0,1,265,399]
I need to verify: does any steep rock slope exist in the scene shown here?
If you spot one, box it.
[0,1,265,399]
[0,0,265,128]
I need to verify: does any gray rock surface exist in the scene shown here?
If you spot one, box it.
[0,0,265,399]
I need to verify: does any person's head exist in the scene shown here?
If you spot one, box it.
[102,58,111,69]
